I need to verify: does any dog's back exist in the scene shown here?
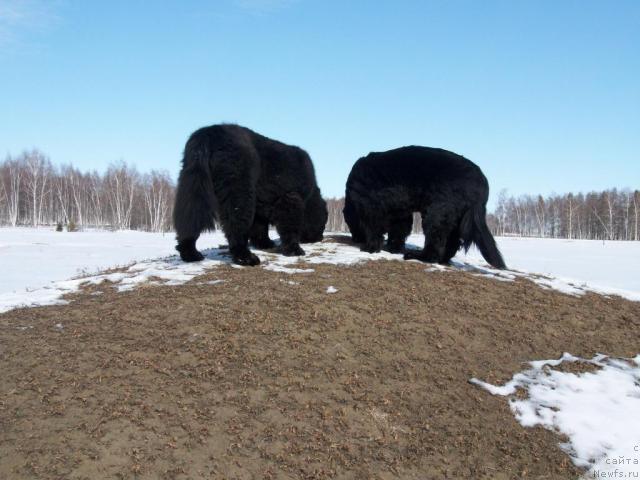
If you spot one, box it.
[348,146,489,210]
[185,124,316,201]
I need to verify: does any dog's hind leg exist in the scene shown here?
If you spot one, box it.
[249,215,275,249]
[212,167,260,266]
[361,217,385,253]
[351,195,384,253]
[441,227,462,264]
[404,204,457,264]
[343,196,365,243]
[174,163,216,262]
[273,192,306,256]
[361,211,385,253]
[386,213,413,253]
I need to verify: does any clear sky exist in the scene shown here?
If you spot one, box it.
[1,0,638,205]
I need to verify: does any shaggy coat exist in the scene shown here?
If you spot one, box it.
[344,146,506,269]
[174,124,326,265]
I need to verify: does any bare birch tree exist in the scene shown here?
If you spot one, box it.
[105,163,137,230]
[142,171,173,232]
[23,150,52,227]
[634,190,639,241]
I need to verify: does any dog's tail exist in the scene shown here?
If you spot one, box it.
[460,204,506,269]
[173,134,218,240]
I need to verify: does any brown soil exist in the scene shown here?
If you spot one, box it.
[1,257,639,480]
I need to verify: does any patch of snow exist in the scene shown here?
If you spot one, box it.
[424,264,447,272]
[201,280,224,286]
[326,286,338,294]
[303,243,398,266]
[449,260,517,283]
[528,276,587,297]
[471,353,640,477]
[263,264,314,274]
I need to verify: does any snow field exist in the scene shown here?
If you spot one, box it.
[2,228,640,313]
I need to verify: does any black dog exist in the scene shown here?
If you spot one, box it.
[344,146,506,269]
[174,124,326,265]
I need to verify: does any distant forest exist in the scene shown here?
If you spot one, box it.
[1,150,638,241]
[0,150,173,232]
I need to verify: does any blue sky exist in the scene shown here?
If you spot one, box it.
[1,0,638,204]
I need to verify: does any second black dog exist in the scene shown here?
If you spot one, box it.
[343,146,506,269]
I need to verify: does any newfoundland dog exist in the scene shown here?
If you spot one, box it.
[344,146,506,269]
[174,124,327,266]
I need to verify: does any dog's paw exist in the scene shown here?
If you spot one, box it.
[176,243,204,262]
[281,244,305,257]
[233,252,260,266]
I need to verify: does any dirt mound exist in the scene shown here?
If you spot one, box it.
[1,259,638,479]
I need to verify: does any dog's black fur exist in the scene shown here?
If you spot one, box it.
[174,124,326,265]
[301,186,328,243]
[344,146,506,269]
[248,186,327,248]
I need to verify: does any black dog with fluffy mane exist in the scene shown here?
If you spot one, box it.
[343,146,506,269]
[174,124,327,266]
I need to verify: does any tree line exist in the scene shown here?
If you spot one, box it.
[487,189,640,241]
[327,188,640,241]
[1,149,638,240]
[324,190,640,241]
[0,150,174,231]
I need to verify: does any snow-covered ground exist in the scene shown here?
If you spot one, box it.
[453,236,640,300]
[471,354,640,478]
[1,228,640,314]
[0,228,218,296]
